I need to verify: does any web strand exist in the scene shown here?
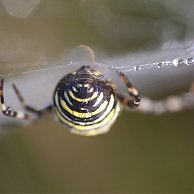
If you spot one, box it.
[0,56,194,77]
[111,56,194,72]
[0,61,74,77]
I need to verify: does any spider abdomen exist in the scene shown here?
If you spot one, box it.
[53,66,120,136]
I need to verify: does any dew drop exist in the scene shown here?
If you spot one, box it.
[172,59,178,67]
[67,61,73,66]
[110,66,119,74]
[133,65,142,71]
[157,62,164,69]
[187,57,194,65]
[177,59,187,67]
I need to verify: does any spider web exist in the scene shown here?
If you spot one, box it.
[0,50,194,78]
[0,45,194,127]
[1,40,194,78]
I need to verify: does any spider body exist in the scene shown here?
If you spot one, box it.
[0,64,141,136]
[53,66,120,136]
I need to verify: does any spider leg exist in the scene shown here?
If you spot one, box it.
[117,72,142,109]
[12,83,52,118]
[0,79,31,119]
[137,82,194,114]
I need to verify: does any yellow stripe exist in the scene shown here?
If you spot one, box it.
[60,98,108,118]
[69,90,98,102]
[1,104,6,111]
[55,92,115,125]
[57,94,115,125]
[55,107,115,130]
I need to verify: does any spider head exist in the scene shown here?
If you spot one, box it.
[76,66,93,75]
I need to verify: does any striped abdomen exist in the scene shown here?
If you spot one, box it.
[53,68,120,136]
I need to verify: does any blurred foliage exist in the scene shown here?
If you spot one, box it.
[0,110,194,192]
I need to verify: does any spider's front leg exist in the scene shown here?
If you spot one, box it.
[12,83,52,118]
[12,84,52,119]
[0,79,30,119]
[117,72,142,109]
[0,78,52,120]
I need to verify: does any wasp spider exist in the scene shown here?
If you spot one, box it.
[0,46,194,136]
[0,64,141,136]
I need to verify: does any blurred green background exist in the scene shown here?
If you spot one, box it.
[0,0,194,193]
[0,110,194,192]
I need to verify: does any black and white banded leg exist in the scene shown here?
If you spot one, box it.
[0,78,52,120]
[12,83,52,118]
[0,79,31,119]
[117,71,142,109]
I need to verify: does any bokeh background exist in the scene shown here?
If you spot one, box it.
[0,0,194,192]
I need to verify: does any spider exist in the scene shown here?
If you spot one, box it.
[0,45,194,136]
[0,66,141,136]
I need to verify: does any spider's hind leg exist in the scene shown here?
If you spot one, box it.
[12,83,52,118]
[137,81,194,114]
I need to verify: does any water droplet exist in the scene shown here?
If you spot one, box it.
[133,65,142,71]
[172,58,189,67]
[110,65,115,70]
[157,62,164,69]
[67,61,73,66]
[187,57,194,65]
[110,66,119,74]
[178,59,187,67]
[172,59,178,67]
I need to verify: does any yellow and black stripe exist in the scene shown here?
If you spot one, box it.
[53,66,120,136]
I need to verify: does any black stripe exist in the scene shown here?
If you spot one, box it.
[58,95,106,122]
[54,91,117,125]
